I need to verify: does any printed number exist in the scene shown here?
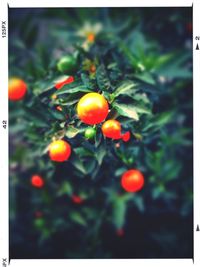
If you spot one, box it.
[2,120,7,129]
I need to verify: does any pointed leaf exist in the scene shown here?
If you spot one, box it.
[70,212,87,226]
[95,144,106,165]
[55,80,92,95]
[114,80,137,97]
[65,126,80,138]
[134,105,152,115]
[70,155,87,174]
[133,72,156,85]
[112,198,127,229]
[96,64,111,91]
[113,103,139,121]
[57,181,73,196]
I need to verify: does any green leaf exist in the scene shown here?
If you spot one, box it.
[96,64,111,91]
[49,109,66,120]
[36,75,69,95]
[114,167,127,177]
[23,106,49,127]
[74,147,94,157]
[154,112,174,125]
[134,104,152,115]
[133,72,156,85]
[84,160,96,175]
[152,184,165,199]
[112,198,127,229]
[114,80,137,97]
[132,195,145,212]
[53,75,71,84]
[143,111,174,132]
[153,53,175,69]
[70,155,87,174]
[57,181,73,196]
[131,93,151,104]
[60,99,79,106]
[65,125,80,138]
[118,41,138,68]
[34,218,45,229]
[153,52,192,79]
[95,144,106,165]
[55,81,92,95]
[163,161,182,182]
[70,212,87,226]
[113,103,139,121]
[81,73,94,90]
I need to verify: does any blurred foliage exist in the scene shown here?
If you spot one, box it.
[9,7,192,259]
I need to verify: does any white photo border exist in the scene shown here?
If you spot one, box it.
[0,0,199,266]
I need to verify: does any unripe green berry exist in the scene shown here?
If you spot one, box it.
[57,55,77,74]
[84,127,96,139]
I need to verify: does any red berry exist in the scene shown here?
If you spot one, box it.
[186,22,192,33]
[31,175,44,188]
[121,169,144,193]
[116,228,124,237]
[72,195,84,204]
[55,76,74,90]
[122,131,131,142]
[35,211,43,218]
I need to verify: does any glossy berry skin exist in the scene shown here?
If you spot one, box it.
[31,175,44,188]
[55,76,74,90]
[49,140,71,162]
[57,56,77,74]
[122,131,131,142]
[84,127,96,139]
[101,119,121,139]
[77,92,109,125]
[9,78,27,101]
[121,169,144,193]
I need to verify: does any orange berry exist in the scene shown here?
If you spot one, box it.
[9,78,27,101]
[49,140,71,162]
[77,92,109,125]
[101,119,121,139]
